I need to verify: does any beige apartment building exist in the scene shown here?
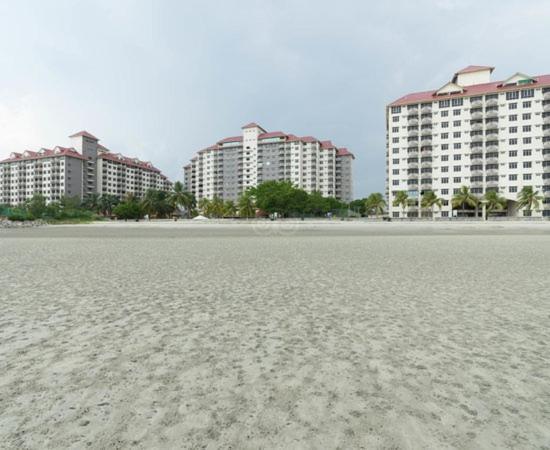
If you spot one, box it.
[184,122,354,202]
[0,131,171,205]
[386,66,550,218]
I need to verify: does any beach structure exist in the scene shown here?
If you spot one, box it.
[0,131,171,205]
[386,66,550,218]
[183,123,354,202]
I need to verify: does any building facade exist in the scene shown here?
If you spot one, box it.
[0,131,171,205]
[386,66,550,218]
[183,123,354,202]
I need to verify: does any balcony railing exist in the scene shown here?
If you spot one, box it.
[471,112,483,120]
[470,100,483,109]
[407,118,419,126]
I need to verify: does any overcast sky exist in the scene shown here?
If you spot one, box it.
[1,0,550,197]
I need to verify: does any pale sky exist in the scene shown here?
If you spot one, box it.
[1,0,550,197]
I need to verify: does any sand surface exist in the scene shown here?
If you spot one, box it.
[1,222,550,449]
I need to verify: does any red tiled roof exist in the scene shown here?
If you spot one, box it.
[241,122,267,132]
[258,131,286,139]
[69,130,99,140]
[455,65,494,75]
[0,147,87,163]
[217,136,243,144]
[389,73,550,107]
[320,140,336,149]
[98,152,161,173]
[337,148,355,159]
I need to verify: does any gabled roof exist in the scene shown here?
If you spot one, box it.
[98,151,162,173]
[241,122,267,132]
[258,131,286,140]
[0,147,87,163]
[217,136,243,144]
[454,65,494,76]
[499,72,536,87]
[435,81,464,96]
[337,148,355,159]
[389,73,550,107]
[69,130,99,140]
[320,140,337,149]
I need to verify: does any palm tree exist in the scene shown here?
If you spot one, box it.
[141,189,159,218]
[223,200,237,218]
[81,193,100,212]
[392,191,409,217]
[198,197,211,216]
[452,186,479,218]
[98,194,119,217]
[238,191,255,219]
[365,193,386,218]
[517,186,543,216]
[169,181,195,218]
[483,191,507,219]
[421,191,442,220]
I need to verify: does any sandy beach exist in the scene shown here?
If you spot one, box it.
[1,221,549,449]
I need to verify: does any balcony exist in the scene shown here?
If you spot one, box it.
[470,169,484,176]
[544,116,550,125]
[486,180,499,188]
[544,92,550,100]
[485,168,499,176]
[407,108,419,116]
[486,129,499,137]
[543,128,550,137]
[408,118,419,126]
[408,129,419,137]
[486,98,499,107]
[544,104,550,112]
[421,183,433,190]
[421,160,432,168]
[407,173,419,180]
[407,161,419,169]
[471,134,483,143]
[471,180,484,187]
[421,117,432,125]
[485,157,499,165]
[544,141,550,149]
[471,112,483,120]
[421,106,432,114]
[486,110,499,118]
[420,139,432,147]
[485,144,499,152]
[485,121,498,130]
[470,100,483,109]
[471,123,484,131]
[543,153,550,161]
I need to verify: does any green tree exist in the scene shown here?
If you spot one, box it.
[483,191,507,219]
[392,191,409,217]
[452,186,479,217]
[25,193,47,219]
[223,200,237,218]
[141,189,174,218]
[81,193,101,212]
[169,181,195,217]
[365,193,386,218]
[517,186,542,215]
[421,191,442,220]
[238,191,256,219]
[98,194,119,216]
[114,196,142,221]
[249,180,301,217]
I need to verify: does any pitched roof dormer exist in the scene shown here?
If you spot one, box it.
[435,81,465,96]
[499,72,536,87]
[452,65,494,86]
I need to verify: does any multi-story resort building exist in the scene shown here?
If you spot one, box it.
[386,65,550,218]
[183,122,354,202]
[0,131,171,205]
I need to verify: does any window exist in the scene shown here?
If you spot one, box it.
[523,161,532,169]
[453,177,462,183]
[523,125,531,132]
[509,186,517,193]
[509,103,517,110]
[441,189,449,195]
[453,165,461,172]
[393,148,400,154]
[392,158,399,164]
[522,113,531,120]
[521,89,534,98]
[509,114,517,121]
[509,150,518,157]
[523,149,532,156]
[441,155,449,161]
[441,177,449,184]
[392,137,399,143]
[452,98,463,107]
[523,137,532,144]
[509,162,518,169]
[453,132,461,138]
[453,154,462,160]
[392,127,399,133]
[441,121,449,128]
[392,180,399,186]
[523,173,532,180]
[441,110,449,117]
[506,91,519,100]
[509,138,518,145]
[453,143,462,149]
[392,116,400,122]
[509,126,518,133]
[439,100,450,108]
[522,101,532,108]
[441,144,449,150]
[453,109,461,116]
[392,169,400,175]
[509,175,518,181]
[453,120,461,127]
[441,133,449,139]
[391,106,401,114]
[441,166,449,172]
